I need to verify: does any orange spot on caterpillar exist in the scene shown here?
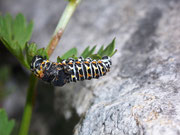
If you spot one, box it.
[39,71,44,78]
[76,61,80,64]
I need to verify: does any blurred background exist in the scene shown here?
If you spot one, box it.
[1,0,180,135]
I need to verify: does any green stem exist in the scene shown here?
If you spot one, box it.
[18,1,81,135]
[53,0,81,35]
[18,74,37,135]
[47,0,81,56]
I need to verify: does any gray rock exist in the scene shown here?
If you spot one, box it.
[72,0,180,135]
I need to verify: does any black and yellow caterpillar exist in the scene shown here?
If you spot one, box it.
[30,55,112,86]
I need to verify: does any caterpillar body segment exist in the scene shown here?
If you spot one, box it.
[30,55,112,86]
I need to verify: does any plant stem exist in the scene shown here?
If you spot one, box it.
[18,74,37,135]
[47,0,81,56]
[18,1,81,135]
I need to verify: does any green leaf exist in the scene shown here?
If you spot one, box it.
[72,55,78,59]
[81,46,90,58]
[25,42,38,65]
[109,49,117,57]
[88,45,96,56]
[61,48,77,59]
[0,109,15,135]
[81,45,96,58]
[13,42,24,58]
[12,13,33,49]
[36,48,48,60]
[0,14,48,69]
[97,45,104,56]
[0,13,35,69]
[100,38,115,57]
[57,56,63,63]
[56,38,116,62]
[89,54,101,60]
[25,43,48,66]
[57,52,78,63]
[26,43,37,57]
[0,14,13,46]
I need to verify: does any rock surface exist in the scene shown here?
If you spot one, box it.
[71,0,180,135]
[1,0,180,135]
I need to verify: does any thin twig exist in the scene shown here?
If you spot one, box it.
[47,0,81,56]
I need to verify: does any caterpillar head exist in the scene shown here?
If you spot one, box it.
[30,55,44,76]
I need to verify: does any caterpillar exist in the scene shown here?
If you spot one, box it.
[30,55,112,86]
